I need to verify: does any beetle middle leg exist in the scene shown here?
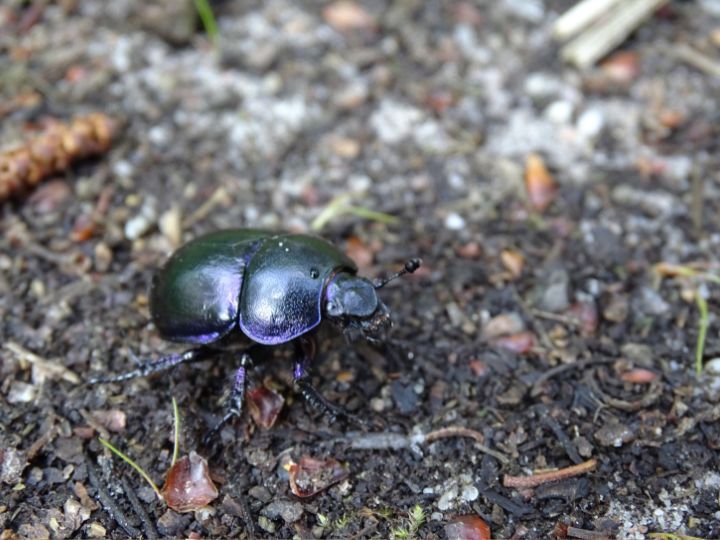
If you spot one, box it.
[89,346,219,383]
[293,336,364,425]
[202,352,253,447]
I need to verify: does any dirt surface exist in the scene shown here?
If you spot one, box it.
[2,1,720,539]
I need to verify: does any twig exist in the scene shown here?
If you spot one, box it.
[341,426,510,464]
[583,371,662,411]
[561,0,669,68]
[529,308,583,327]
[85,454,142,538]
[503,458,597,489]
[540,415,583,464]
[182,186,230,228]
[121,475,159,540]
[553,0,622,40]
[690,164,705,236]
[531,357,616,395]
[670,43,720,78]
[566,525,612,540]
[424,426,510,465]
[5,341,81,384]
[479,487,534,517]
[26,424,58,460]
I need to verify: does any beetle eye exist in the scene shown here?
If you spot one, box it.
[326,300,342,316]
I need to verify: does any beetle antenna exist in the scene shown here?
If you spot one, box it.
[374,258,422,289]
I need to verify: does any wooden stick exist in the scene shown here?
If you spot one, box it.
[503,458,597,488]
[561,0,668,69]
[671,43,720,77]
[553,0,622,41]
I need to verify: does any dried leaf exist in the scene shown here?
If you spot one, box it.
[445,515,491,540]
[568,301,599,335]
[620,368,659,384]
[524,153,556,213]
[70,213,95,243]
[323,1,376,32]
[456,241,482,259]
[468,359,489,377]
[286,455,348,498]
[247,385,285,430]
[345,236,375,269]
[600,51,640,84]
[500,249,524,278]
[162,452,218,513]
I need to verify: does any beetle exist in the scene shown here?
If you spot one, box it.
[93,229,421,444]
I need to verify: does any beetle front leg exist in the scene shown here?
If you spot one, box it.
[202,352,252,447]
[293,337,363,425]
[89,347,219,384]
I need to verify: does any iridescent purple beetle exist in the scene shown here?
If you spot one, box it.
[94,229,420,443]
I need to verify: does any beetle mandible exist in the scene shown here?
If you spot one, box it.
[94,229,421,443]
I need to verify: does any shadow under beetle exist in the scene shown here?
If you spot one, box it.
[93,229,420,444]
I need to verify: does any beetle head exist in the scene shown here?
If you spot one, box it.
[324,273,391,339]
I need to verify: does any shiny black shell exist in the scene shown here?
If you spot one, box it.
[149,229,357,345]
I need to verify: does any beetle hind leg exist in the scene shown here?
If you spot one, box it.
[294,337,366,427]
[202,352,252,447]
[89,347,218,384]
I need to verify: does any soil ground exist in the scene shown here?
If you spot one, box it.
[1,1,720,539]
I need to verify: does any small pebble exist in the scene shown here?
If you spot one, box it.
[595,422,635,447]
[635,287,670,316]
[460,484,479,502]
[444,212,466,231]
[86,522,106,538]
[576,108,605,140]
[258,515,276,534]
[1,448,28,485]
[7,381,36,404]
[536,268,570,312]
[437,485,458,511]
[545,100,574,124]
[262,499,304,523]
[249,485,272,503]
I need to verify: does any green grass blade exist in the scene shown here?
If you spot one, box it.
[346,205,400,225]
[695,292,709,378]
[98,438,162,499]
[171,397,180,467]
[194,0,219,42]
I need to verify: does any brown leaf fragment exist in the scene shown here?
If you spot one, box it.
[286,455,348,498]
[345,236,375,269]
[445,515,491,540]
[247,385,285,430]
[500,249,525,278]
[323,1,376,32]
[162,452,219,513]
[600,51,640,84]
[567,301,599,335]
[620,368,659,384]
[524,153,557,213]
